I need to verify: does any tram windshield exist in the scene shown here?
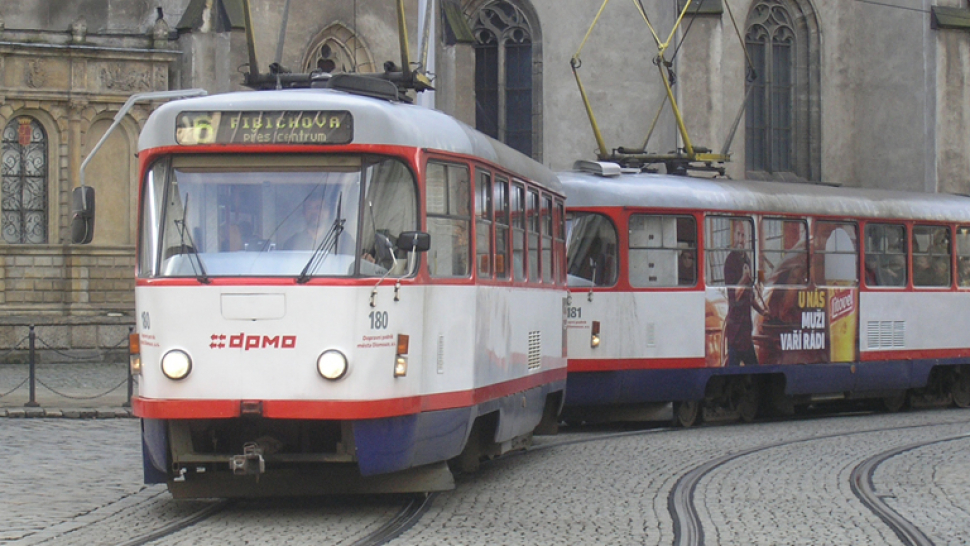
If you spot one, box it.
[138,154,417,279]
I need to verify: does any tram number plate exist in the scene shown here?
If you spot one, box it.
[176,110,354,146]
[369,311,389,330]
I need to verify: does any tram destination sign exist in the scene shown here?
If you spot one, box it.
[175,110,353,146]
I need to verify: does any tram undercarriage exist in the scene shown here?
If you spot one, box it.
[670,363,970,427]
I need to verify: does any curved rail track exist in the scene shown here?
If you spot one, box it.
[112,499,230,546]
[665,424,970,546]
[850,435,970,546]
[105,493,436,546]
[349,493,438,546]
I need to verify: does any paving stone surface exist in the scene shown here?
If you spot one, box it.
[2,391,969,545]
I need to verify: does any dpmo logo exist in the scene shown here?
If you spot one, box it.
[210,333,297,350]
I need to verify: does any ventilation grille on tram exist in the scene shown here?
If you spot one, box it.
[437,335,445,374]
[528,331,541,370]
[867,321,905,349]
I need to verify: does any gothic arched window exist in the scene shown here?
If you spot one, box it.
[473,0,538,159]
[745,0,820,181]
[301,23,377,75]
[2,117,48,244]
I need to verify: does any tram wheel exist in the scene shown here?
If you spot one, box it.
[737,378,760,423]
[673,401,701,428]
[881,391,908,413]
[952,370,970,409]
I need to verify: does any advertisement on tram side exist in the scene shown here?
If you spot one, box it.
[704,218,859,367]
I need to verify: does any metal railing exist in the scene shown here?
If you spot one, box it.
[0,325,134,408]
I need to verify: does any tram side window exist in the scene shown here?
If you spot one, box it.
[812,221,858,286]
[566,212,618,287]
[760,219,808,286]
[512,183,526,282]
[139,159,169,277]
[360,159,418,277]
[555,201,566,284]
[426,161,471,278]
[864,223,907,287]
[912,225,951,287]
[494,177,511,279]
[476,170,493,277]
[628,214,697,287]
[541,196,553,283]
[958,227,970,287]
[706,216,754,286]
[527,189,540,281]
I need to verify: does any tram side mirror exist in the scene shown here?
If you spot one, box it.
[397,231,430,253]
[70,186,96,244]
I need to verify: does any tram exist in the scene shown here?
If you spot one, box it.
[114,78,566,497]
[561,162,970,426]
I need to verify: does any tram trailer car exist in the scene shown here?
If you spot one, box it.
[129,84,567,498]
[561,164,970,426]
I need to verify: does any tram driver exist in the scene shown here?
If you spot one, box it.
[284,191,375,264]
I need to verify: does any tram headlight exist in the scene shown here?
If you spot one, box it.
[317,350,348,380]
[591,321,601,348]
[160,350,192,380]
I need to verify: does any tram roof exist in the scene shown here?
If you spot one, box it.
[559,170,970,223]
[138,88,561,193]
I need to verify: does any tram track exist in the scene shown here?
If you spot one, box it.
[349,493,438,546]
[8,486,226,546]
[111,499,231,546]
[666,422,970,546]
[101,493,434,546]
[850,435,970,546]
[14,485,430,546]
[529,412,970,546]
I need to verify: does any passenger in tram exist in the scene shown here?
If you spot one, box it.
[723,221,767,367]
[914,230,951,287]
[959,258,970,287]
[914,254,947,286]
[678,249,696,286]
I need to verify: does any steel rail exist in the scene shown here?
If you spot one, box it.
[668,423,970,546]
[350,493,438,546]
[850,435,970,546]
[112,500,231,546]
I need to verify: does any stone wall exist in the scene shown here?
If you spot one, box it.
[0,244,135,317]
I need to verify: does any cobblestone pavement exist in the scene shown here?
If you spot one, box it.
[2,409,969,545]
[873,435,970,545]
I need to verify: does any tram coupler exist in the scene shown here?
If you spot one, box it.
[230,442,265,477]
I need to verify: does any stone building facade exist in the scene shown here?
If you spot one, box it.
[0,0,968,352]
[0,3,179,352]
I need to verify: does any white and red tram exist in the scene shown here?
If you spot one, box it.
[128,82,567,497]
[561,163,970,426]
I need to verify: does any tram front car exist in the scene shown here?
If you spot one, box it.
[127,89,566,498]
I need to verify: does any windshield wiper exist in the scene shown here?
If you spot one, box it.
[296,193,343,283]
[174,194,210,284]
